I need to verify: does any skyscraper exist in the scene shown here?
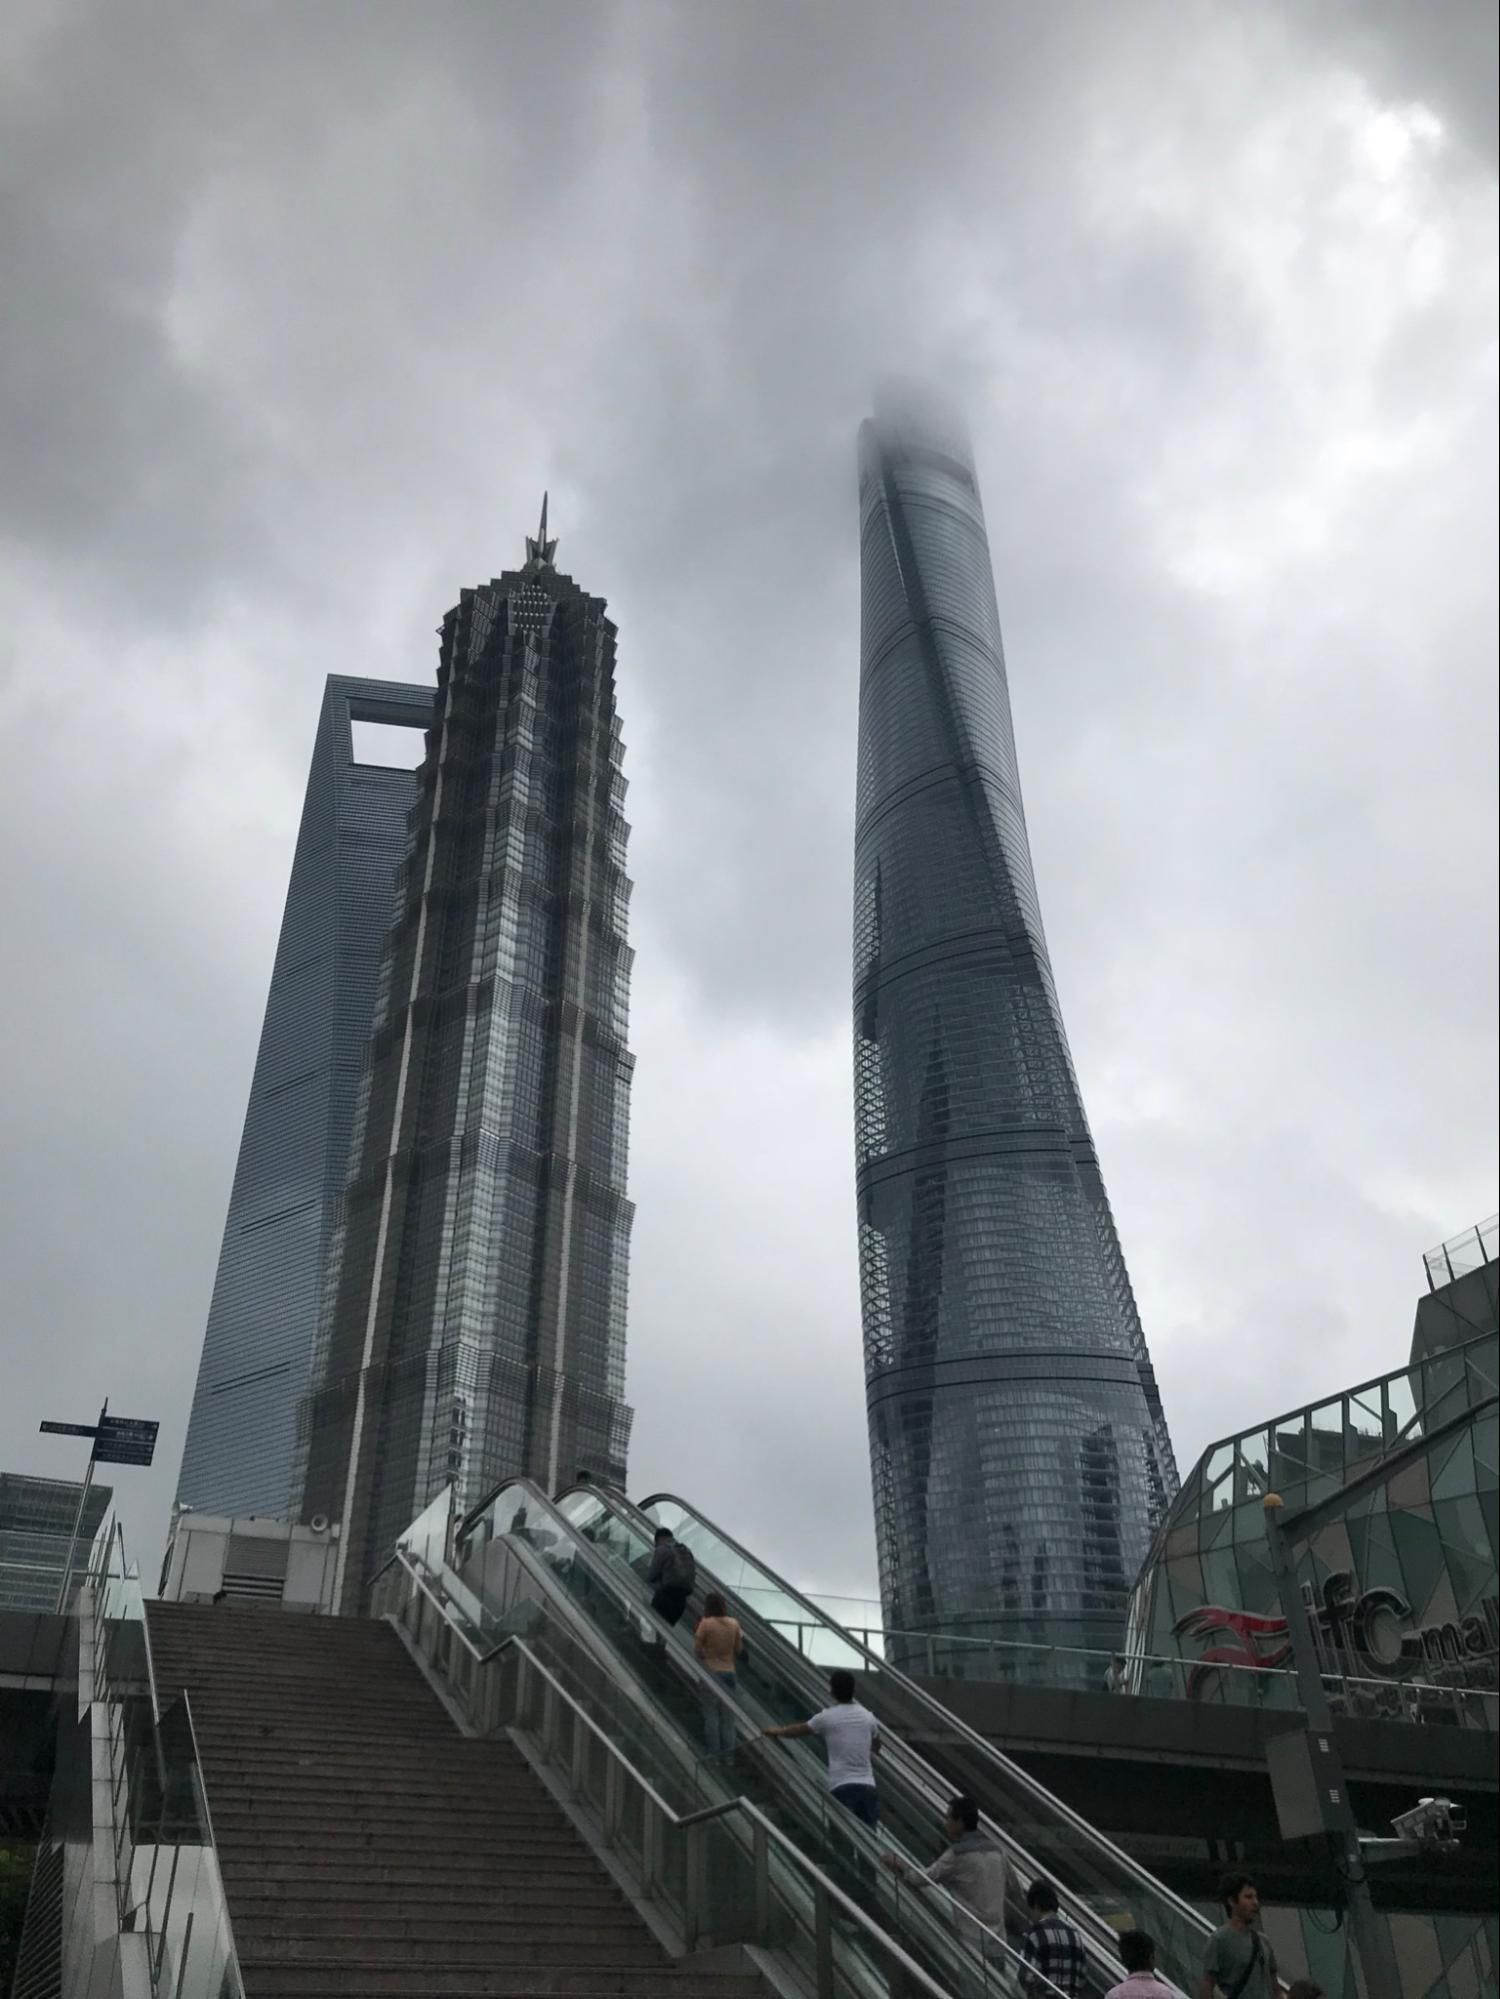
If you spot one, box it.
[177,676,433,1518]
[853,395,1177,1658]
[297,506,635,1609]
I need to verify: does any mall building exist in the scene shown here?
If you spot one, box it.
[1125,1216,1498,1715]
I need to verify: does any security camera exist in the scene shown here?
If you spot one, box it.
[1391,1797,1466,1847]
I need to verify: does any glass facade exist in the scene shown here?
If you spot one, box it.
[297,515,634,1609]
[0,1471,113,1611]
[1126,1329,1499,1716]
[176,676,434,1518]
[853,394,1177,1656]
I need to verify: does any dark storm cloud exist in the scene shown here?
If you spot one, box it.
[1,1,1494,1596]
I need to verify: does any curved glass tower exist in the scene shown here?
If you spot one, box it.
[854,394,1177,1660]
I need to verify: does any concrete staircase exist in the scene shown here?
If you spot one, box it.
[147,1601,765,1999]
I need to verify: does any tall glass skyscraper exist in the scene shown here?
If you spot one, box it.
[297,509,635,1609]
[177,675,434,1518]
[854,395,1177,1658]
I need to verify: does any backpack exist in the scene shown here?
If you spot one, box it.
[666,1542,697,1591]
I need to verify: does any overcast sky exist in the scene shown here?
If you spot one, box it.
[2,1,1496,1605]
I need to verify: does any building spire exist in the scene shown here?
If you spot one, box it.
[525,490,558,570]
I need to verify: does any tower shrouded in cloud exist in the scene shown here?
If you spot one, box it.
[853,391,1178,1657]
[297,510,635,1610]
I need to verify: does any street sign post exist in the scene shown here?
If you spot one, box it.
[39,1401,160,1612]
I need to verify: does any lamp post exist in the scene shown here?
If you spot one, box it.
[1262,1493,1402,1999]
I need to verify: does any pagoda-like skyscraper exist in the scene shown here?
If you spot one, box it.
[298,506,635,1609]
[853,395,1177,1660]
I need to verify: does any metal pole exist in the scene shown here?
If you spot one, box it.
[55,1401,106,1614]
[1262,1495,1403,1999]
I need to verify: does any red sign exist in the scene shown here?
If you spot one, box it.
[1173,1606,1292,1695]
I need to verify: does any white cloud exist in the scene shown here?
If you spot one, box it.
[0,0,1493,1606]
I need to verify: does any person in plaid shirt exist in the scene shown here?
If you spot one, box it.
[1021,1877,1088,1998]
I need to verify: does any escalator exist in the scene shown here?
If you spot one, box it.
[423,1477,1082,1998]
[628,1489,1216,1999]
[452,1474,1190,1995]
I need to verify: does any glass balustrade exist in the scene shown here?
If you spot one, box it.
[635,1488,1224,1998]
[410,1477,1095,1998]
[82,1513,244,1999]
[380,1497,1076,1999]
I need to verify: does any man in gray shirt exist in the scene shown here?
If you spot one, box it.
[1200,1874,1279,1999]
[882,1795,1008,1934]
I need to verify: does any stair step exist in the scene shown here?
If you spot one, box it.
[214,1813,579,1841]
[158,1662,419,1684]
[196,1725,478,1751]
[226,1879,628,1909]
[149,1630,400,1651]
[206,1791,564,1823]
[237,1965,758,1997]
[223,1868,616,1898]
[241,1937,671,1971]
[200,1756,525,1781]
[194,1731,516,1755]
[149,1621,394,1639]
[197,1740,518,1766]
[215,1833,591,1862]
[238,1929,652,1955]
[176,1686,430,1701]
[211,1800,584,1830]
[186,1704,447,1727]
[204,1791,552,1823]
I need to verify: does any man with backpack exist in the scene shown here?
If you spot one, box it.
[646,1526,696,1626]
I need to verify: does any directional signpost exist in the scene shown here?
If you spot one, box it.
[39,1399,160,1612]
[95,1416,161,1467]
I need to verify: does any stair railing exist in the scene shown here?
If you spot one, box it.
[374,1543,1071,1999]
[84,1511,246,1999]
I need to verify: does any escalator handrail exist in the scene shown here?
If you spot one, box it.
[581,1482,1181,1999]
[377,1541,974,1999]
[404,1508,751,1809]
[636,1487,1214,1948]
[444,1478,791,1755]
[444,1478,1051,1987]
[424,1484,1082,1998]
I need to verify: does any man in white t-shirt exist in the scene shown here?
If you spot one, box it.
[763,1668,883,1826]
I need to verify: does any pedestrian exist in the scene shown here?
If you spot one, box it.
[880,1794,1008,1935]
[1286,1984,1324,1999]
[1020,1878,1087,1999]
[1199,1874,1279,1999]
[763,1667,882,1827]
[646,1525,696,1628]
[1105,1654,1129,1695]
[1105,1931,1175,1999]
[694,1590,744,1760]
